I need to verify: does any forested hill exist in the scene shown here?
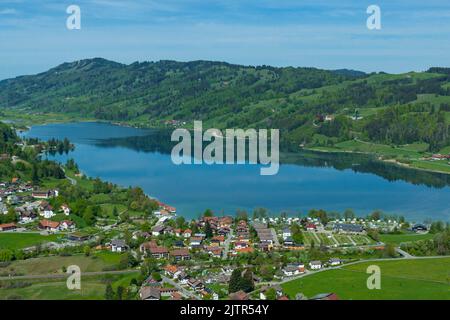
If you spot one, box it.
[1,58,450,152]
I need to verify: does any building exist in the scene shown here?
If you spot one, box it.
[149,246,169,259]
[229,290,249,300]
[412,224,428,233]
[61,204,71,216]
[329,258,341,266]
[282,227,292,240]
[333,223,364,234]
[60,220,75,231]
[309,261,322,270]
[0,223,17,232]
[111,239,127,252]
[39,219,60,232]
[282,263,305,277]
[32,190,57,199]
[139,287,161,300]
[170,249,190,261]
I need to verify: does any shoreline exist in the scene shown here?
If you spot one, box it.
[303,147,450,176]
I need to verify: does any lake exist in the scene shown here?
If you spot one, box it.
[22,122,450,222]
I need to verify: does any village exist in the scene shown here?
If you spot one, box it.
[0,176,434,301]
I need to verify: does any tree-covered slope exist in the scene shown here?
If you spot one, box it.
[0,58,449,152]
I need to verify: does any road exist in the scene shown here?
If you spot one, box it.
[161,275,201,300]
[0,269,138,281]
[222,229,233,260]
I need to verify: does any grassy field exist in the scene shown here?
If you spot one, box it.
[282,258,450,300]
[0,272,139,300]
[380,233,435,245]
[0,233,61,250]
[0,253,126,276]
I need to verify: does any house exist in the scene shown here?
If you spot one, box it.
[219,216,233,228]
[39,219,60,232]
[189,236,203,247]
[229,290,249,300]
[310,293,339,300]
[152,225,166,236]
[60,220,75,231]
[188,278,204,291]
[111,239,128,252]
[205,246,222,258]
[174,228,182,237]
[333,223,364,234]
[0,223,17,232]
[60,204,71,216]
[183,229,192,238]
[32,190,57,199]
[68,232,90,242]
[211,235,225,246]
[309,261,322,270]
[39,202,55,219]
[149,246,169,259]
[177,272,190,284]
[234,241,248,249]
[170,292,183,300]
[283,236,294,246]
[306,223,317,231]
[282,227,291,240]
[329,258,341,266]
[412,223,428,233]
[0,203,8,215]
[282,263,305,277]
[139,287,161,300]
[170,248,190,261]
[260,285,283,300]
[163,265,179,278]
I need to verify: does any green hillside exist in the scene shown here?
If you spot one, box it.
[1,59,449,158]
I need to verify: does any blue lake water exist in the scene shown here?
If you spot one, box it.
[22,122,450,222]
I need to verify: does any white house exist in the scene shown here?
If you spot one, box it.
[41,206,55,219]
[282,263,305,277]
[282,227,292,240]
[111,239,127,252]
[61,204,71,216]
[309,261,322,270]
[329,258,341,266]
[60,220,75,231]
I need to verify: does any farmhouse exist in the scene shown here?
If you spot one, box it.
[0,223,17,232]
[111,239,128,252]
[39,219,60,232]
[333,223,364,234]
[309,260,322,270]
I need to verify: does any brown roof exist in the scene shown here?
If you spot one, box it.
[39,219,60,229]
[0,223,17,229]
[149,246,169,254]
[170,249,190,257]
[229,290,249,300]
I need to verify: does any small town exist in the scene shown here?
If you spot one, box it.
[1,163,447,301]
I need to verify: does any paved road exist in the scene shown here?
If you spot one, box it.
[0,269,138,281]
[161,275,201,300]
[222,229,233,260]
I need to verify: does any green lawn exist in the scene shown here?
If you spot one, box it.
[380,233,435,245]
[0,254,124,276]
[282,258,450,300]
[0,233,61,250]
[0,272,139,300]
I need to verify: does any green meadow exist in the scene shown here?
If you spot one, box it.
[282,258,450,300]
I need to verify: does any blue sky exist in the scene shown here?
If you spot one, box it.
[1,0,450,79]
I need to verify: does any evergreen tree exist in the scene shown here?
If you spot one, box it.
[228,269,242,293]
[105,284,114,300]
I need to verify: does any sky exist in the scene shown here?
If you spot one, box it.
[0,0,450,80]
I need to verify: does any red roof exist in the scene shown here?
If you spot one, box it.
[39,220,60,229]
[0,223,17,229]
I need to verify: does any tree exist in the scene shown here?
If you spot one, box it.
[204,221,213,239]
[116,286,124,300]
[105,284,114,300]
[203,209,214,217]
[83,245,91,257]
[239,269,254,292]
[343,208,355,220]
[264,288,277,300]
[228,269,242,293]
[383,243,397,258]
